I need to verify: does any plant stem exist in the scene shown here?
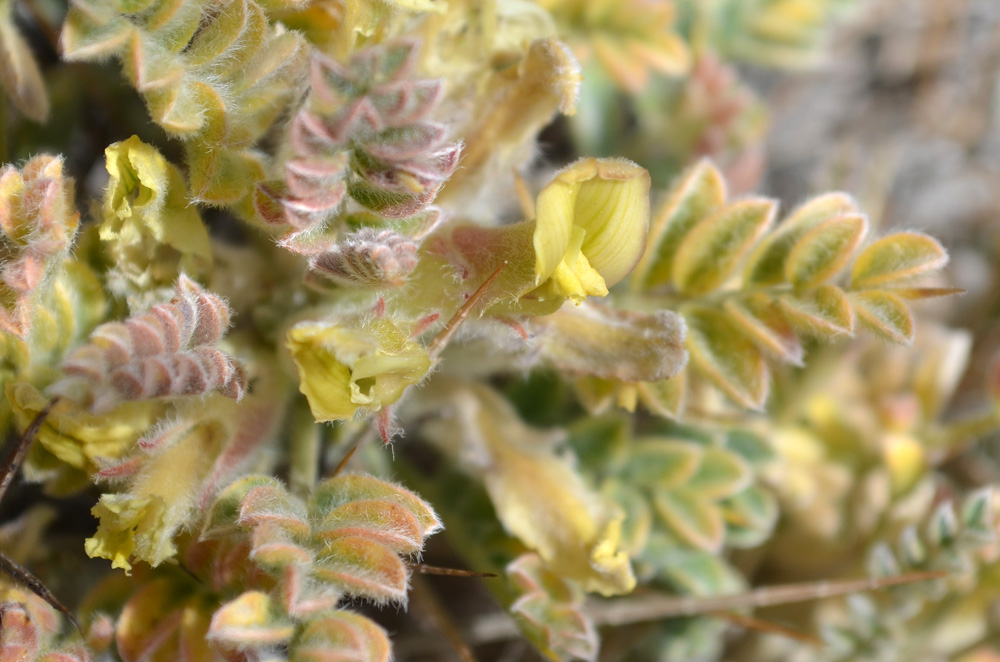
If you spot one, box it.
[289,407,320,498]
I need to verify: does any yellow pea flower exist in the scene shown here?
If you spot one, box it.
[287,317,432,422]
[85,418,229,573]
[417,379,636,596]
[9,382,161,474]
[101,136,212,303]
[530,158,650,303]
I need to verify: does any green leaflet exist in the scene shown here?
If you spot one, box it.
[567,414,631,470]
[744,192,858,286]
[685,306,769,409]
[851,232,949,290]
[671,197,776,295]
[785,213,868,289]
[719,485,779,548]
[623,440,703,489]
[606,482,653,556]
[635,373,687,419]
[961,488,995,539]
[634,159,726,289]
[683,445,752,499]
[648,546,746,597]
[654,491,726,553]
[312,473,442,541]
[312,535,410,603]
[208,592,294,648]
[850,290,915,345]
[723,295,803,364]
[293,613,391,662]
[778,284,854,338]
[201,475,287,539]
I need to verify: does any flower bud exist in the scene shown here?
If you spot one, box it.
[0,154,78,337]
[310,229,418,288]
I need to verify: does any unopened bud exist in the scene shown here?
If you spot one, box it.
[310,229,418,288]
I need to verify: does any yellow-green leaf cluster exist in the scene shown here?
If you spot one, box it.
[61,0,308,205]
[603,433,776,557]
[201,472,438,657]
[539,0,689,92]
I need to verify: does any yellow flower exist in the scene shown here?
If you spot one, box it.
[85,418,229,573]
[530,158,650,303]
[85,493,166,573]
[9,382,161,473]
[418,379,636,595]
[103,136,210,257]
[287,317,432,422]
[390,158,650,319]
[101,136,212,302]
